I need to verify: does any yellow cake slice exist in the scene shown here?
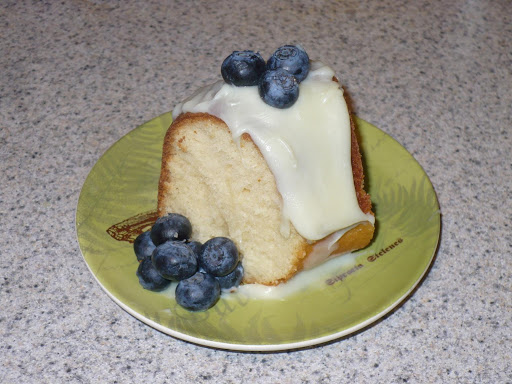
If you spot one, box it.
[157,61,374,286]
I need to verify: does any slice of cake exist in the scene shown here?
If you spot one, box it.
[157,47,374,286]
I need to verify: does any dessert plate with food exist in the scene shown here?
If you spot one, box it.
[76,45,440,351]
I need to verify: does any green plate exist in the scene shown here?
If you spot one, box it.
[76,112,440,351]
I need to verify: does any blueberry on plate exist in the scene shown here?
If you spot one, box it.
[221,50,266,86]
[152,241,198,281]
[136,257,171,291]
[150,213,192,246]
[199,237,239,277]
[258,68,299,109]
[175,272,221,311]
[216,262,244,290]
[267,44,310,82]
[133,230,156,261]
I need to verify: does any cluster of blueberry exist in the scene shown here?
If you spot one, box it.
[134,213,243,311]
[221,44,310,109]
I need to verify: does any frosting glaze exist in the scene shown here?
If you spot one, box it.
[173,61,374,241]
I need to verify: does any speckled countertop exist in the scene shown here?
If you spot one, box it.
[1,0,511,383]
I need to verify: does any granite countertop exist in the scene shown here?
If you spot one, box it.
[1,0,511,382]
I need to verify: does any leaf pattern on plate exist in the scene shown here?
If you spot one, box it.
[373,176,440,239]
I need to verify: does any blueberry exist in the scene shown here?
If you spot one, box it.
[216,262,244,290]
[267,45,310,82]
[199,237,239,277]
[187,241,202,259]
[175,272,221,311]
[133,230,156,261]
[221,50,266,86]
[150,213,192,246]
[136,257,172,291]
[152,241,198,281]
[258,69,299,109]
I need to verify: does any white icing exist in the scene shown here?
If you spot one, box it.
[173,61,374,241]
[233,252,359,300]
